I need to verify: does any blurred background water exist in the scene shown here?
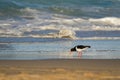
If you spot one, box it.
[0,39,120,60]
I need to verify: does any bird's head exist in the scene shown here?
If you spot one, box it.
[70,47,76,52]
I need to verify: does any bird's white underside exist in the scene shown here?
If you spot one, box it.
[75,47,88,52]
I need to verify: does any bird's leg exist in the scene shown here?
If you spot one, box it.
[78,51,82,58]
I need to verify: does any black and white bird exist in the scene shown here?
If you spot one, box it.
[70,45,91,57]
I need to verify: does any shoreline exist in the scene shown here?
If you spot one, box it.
[0,59,120,69]
[0,59,120,80]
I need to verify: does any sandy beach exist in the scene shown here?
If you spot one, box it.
[0,59,120,80]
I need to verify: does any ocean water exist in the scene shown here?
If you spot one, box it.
[0,0,120,60]
[0,40,120,60]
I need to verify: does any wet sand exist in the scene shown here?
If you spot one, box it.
[0,59,120,80]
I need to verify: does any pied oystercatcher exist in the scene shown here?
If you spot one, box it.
[70,45,91,57]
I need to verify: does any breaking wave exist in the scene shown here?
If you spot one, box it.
[0,8,120,40]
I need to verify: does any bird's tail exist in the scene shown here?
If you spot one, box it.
[86,46,91,48]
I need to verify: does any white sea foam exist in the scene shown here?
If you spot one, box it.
[78,37,120,40]
[20,7,39,19]
[28,29,76,39]
[89,17,120,26]
[0,8,120,39]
